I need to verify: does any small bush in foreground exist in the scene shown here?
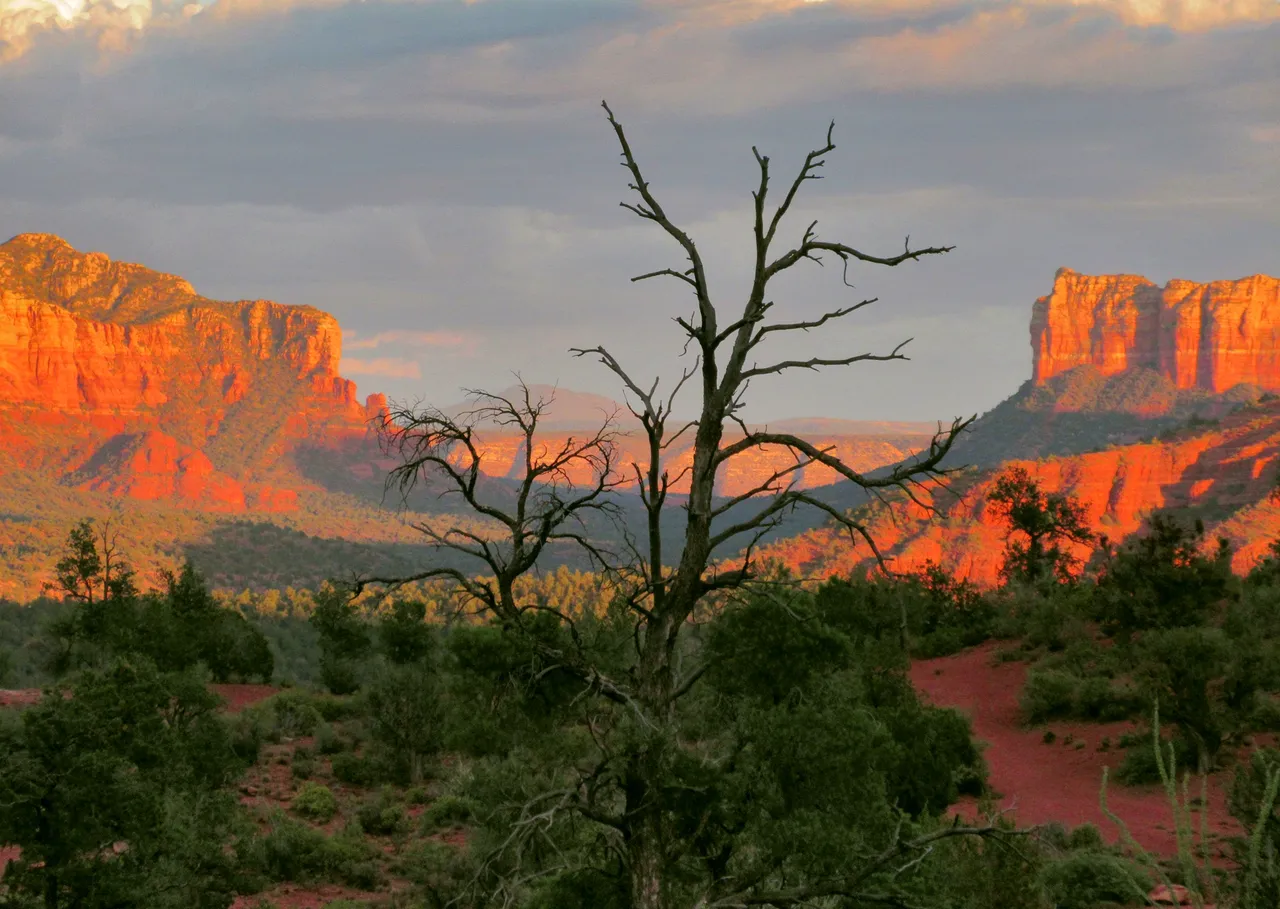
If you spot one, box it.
[248,813,379,888]
[1037,851,1149,909]
[291,783,338,822]
[357,787,409,836]
[421,794,479,832]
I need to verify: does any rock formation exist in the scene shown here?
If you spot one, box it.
[0,233,932,517]
[1032,268,1280,394]
[0,233,385,513]
[0,233,375,423]
[764,267,1280,584]
[760,398,1280,585]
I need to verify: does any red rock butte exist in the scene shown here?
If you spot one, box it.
[1032,268,1280,393]
[762,266,1280,586]
[0,233,387,513]
[0,233,383,420]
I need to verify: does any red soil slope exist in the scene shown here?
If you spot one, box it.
[911,644,1240,855]
[764,398,1280,585]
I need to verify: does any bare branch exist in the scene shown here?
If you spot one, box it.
[602,100,711,327]
[761,121,834,249]
[767,235,956,282]
[740,338,912,380]
[632,267,697,290]
[750,297,877,345]
[706,823,1025,908]
[715,417,974,490]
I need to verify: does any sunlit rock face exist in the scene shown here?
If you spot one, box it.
[759,267,1280,586]
[0,234,933,517]
[0,232,359,416]
[1032,269,1280,395]
[760,397,1280,586]
[0,233,385,513]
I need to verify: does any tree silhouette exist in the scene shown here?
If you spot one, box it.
[988,466,1093,585]
[360,103,989,909]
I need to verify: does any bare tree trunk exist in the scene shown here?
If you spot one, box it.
[628,628,676,909]
[628,802,667,909]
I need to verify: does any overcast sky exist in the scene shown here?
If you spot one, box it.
[1,0,1276,422]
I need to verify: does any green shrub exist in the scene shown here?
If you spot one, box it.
[320,656,362,696]
[421,794,479,832]
[1115,735,1197,786]
[1075,675,1138,722]
[1037,851,1149,909]
[292,783,338,822]
[331,752,377,787]
[357,788,409,836]
[291,755,317,780]
[1023,591,1091,652]
[253,814,328,881]
[249,815,379,888]
[322,826,380,889]
[1021,669,1078,723]
[1066,823,1104,851]
[266,690,323,738]
[315,722,345,755]
[397,838,471,900]
[1251,695,1280,732]
[229,708,270,763]
[311,694,361,722]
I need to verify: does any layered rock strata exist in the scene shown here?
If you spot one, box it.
[1032,269,1280,393]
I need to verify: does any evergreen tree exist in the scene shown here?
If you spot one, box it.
[0,661,246,909]
[988,466,1093,586]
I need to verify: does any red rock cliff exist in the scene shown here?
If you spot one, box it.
[0,233,361,415]
[1032,268,1280,393]
[761,400,1280,585]
[0,234,388,511]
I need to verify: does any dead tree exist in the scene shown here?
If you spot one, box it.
[362,384,637,697]
[362,104,980,909]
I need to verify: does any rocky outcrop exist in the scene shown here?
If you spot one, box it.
[1032,269,1280,394]
[0,233,388,513]
[762,399,1280,584]
[459,432,933,497]
[70,430,246,511]
[0,233,361,416]
[763,267,1280,584]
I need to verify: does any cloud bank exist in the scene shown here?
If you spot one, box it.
[0,0,1275,420]
[2,0,1278,63]
[340,356,423,379]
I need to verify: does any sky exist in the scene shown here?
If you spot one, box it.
[0,0,1276,423]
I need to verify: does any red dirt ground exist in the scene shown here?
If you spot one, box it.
[213,683,279,713]
[910,643,1241,856]
[0,689,41,708]
[229,883,384,908]
[0,684,277,714]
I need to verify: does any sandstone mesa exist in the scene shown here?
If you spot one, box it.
[3,232,1279,594]
[764,266,1280,585]
[1032,267,1280,394]
[0,233,934,506]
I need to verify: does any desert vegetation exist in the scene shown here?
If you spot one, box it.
[9,504,1280,907]
[4,105,1280,909]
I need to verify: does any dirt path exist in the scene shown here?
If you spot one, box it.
[910,643,1240,855]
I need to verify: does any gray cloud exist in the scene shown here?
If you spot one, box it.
[0,0,1276,421]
